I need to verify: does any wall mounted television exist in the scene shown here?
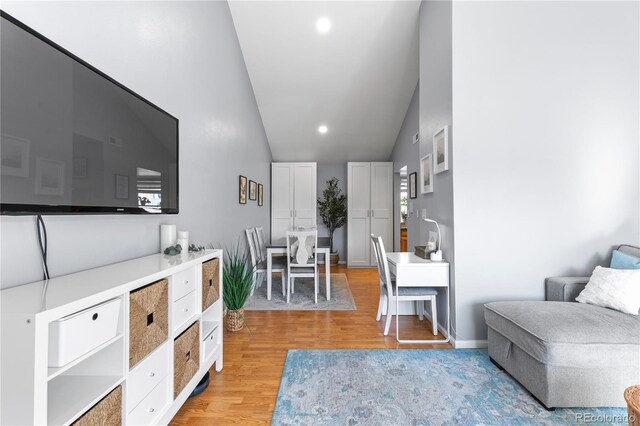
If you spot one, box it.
[0,11,179,215]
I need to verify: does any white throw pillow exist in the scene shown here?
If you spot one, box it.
[576,266,640,315]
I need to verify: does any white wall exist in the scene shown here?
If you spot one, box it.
[451,0,640,340]
[1,1,273,288]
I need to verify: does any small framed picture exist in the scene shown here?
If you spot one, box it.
[409,172,417,199]
[239,175,247,204]
[433,125,450,174]
[115,174,129,199]
[258,183,264,206]
[420,154,433,194]
[249,180,257,201]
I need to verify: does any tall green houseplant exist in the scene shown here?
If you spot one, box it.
[222,243,255,332]
[317,177,347,263]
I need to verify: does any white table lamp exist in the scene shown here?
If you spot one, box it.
[422,217,442,261]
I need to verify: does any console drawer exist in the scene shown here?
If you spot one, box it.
[172,268,196,302]
[49,298,121,367]
[127,377,169,426]
[172,291,196,332]
[126,343,169,412]
[203,329,218,361]
[129,280,169,368]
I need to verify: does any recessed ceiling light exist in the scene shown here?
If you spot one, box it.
[318,125,328,134]
[316,17,331,34]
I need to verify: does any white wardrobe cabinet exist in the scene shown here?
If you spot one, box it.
[347,162,393,267]
[271,162,317,241]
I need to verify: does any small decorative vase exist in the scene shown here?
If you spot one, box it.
[330,253,339,266]
[226,309,245,332]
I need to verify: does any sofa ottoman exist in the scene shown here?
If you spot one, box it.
[485,300,639,408]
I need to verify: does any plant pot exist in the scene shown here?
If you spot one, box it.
[226,309,245,332]
[330,253,339,266]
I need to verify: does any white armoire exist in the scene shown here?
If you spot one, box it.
[347,162,393,267]
[271,162,317,241]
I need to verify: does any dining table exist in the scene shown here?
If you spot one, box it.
[266,236,331,301]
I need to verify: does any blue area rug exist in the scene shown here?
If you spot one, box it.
[272,349,627,425]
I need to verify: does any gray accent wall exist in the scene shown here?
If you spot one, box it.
[389,83,420,252]
[0,1,273,289]
[451,1,640,341]
[418,0,455,337]
[317,163,347,262]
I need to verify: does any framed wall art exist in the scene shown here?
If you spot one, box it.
[420,154,433,194]
[249,180,257,201]
[433,125,450,174]
[239,175,247,204]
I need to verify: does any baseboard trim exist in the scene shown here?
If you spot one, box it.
[453,339,488,349]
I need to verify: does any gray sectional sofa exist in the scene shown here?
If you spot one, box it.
[484,245,640,408]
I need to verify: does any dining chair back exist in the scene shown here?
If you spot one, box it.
[371,235,394,298]
[255,226,267,262]
[285,230,319,303]
[245,228,259,267]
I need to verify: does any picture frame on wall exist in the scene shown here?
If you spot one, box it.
[420,154,433,194]
[409,172,417,199]
[258,183,264,206]
[239,175,247,204]
[433,125,450,174]
[249,180,257,201]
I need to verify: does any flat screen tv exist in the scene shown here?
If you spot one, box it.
[0,11,179,214]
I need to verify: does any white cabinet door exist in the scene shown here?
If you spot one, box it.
[348,162,371,267]
[271,163,293,241]
[293,163,317,228]
[370,162,393,264]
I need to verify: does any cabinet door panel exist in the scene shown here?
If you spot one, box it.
[293,163,317,227]
[271,164,294,241]
[370,162,393,264]
[348,163,371,266]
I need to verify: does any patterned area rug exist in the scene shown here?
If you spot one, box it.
[244,273,356,311]
[272,349,627,425]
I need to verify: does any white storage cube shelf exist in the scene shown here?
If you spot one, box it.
[0,250,223,426]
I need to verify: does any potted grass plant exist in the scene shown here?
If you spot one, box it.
[222,243,255,332]
[317,177,347,266]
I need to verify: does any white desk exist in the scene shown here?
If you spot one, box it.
[386,252,450,344]
[266,237,331,301]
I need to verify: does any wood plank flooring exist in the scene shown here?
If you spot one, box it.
[171,266,451,425]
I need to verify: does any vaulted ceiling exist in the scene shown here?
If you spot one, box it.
[229,0,420,163]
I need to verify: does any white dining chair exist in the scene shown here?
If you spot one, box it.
[371,234,438,338]
[246,228,286,297]
[255,226,267,262]
[285,230,319,303]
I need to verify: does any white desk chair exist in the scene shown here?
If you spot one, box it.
[286,230,319,304]
[255,226,267,262]
[246,228,286,297]
[371,235,438,338]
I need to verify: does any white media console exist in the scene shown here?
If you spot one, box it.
[1,249,223,425]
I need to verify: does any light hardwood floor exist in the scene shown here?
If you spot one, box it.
[171,266,451,425]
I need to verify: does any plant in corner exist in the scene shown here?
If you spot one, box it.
[222,243,255,332]
[317,177,347,266]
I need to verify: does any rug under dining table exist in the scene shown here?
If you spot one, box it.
[244,273,356,311]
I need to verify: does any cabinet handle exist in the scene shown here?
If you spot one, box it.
[149,408,155,413]
[183,308,189,313]
[149,371,155,377]
[185,280,189,284]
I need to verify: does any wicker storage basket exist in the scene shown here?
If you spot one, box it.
[72,385,122,426]
[202,258,220,311]
[129,279,168,368]
[174,320,200,398]
[625,385,640,426]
